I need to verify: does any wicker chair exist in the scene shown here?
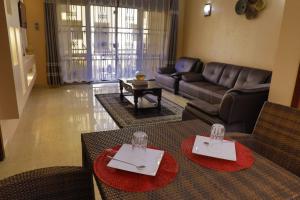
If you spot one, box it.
[229,102,300,177]
[0,166,94,200]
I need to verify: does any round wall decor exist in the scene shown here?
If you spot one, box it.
[235,0,266,20]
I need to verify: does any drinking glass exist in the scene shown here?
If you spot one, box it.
[131,131,148,150]
[210,124,225,143]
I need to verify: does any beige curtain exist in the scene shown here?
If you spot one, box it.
[48,0,178,82]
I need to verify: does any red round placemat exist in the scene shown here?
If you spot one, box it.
[181,136,254,172]
[93,146,179,192]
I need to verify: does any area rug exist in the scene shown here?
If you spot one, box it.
[95,93,183,128]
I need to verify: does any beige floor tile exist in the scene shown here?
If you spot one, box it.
[0,83,188,199]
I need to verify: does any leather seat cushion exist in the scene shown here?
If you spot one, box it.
[187,99,219,116]
[234,68,271,88]
[202,62,226,84]
[155,73,175,89]
[179,81,228,104]
[215,89,228,96]
[218,65,241,88]
[179,81,212,98]
[184,106,224,125]
[197,84,228,104]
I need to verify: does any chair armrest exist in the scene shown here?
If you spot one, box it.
[181,72,204,82]
[226,132,252,138]
[157,67,175,74]
[219,84,270,127]
[0,167,94,200]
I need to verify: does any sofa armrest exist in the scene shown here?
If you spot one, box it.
[219,84,270,127]
[228,83,270,94]
[182,72,204,82]
[157,67,175,74]
[170,72,192,79]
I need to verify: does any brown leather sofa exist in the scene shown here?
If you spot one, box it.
[181,62,272,133]
[155,57,203,94]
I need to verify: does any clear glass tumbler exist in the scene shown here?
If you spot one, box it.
[131,131,148,150]
[210,124,225,143]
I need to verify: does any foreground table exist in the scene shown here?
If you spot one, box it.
[81,120,300,200]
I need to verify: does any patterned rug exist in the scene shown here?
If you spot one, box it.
[95,93,183,128]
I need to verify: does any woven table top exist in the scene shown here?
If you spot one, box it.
[81,120,300,200]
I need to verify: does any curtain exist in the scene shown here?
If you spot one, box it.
[51,0,178,83]
[45,0,62,86]
[141,0,178,78]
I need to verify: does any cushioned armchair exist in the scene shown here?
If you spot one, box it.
[0,167,94,200]
[228,102,300,177]
[183,84,270,133]
[156,57,202,94]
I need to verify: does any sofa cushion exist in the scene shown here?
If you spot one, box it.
[197,84,228,104]
[202,62,226,84]
[181,73,204,82]
[175,57,201,73]
[234,68,271,88]
[155,73,176,90]
[218,65,241,88]
[179,81,212,99]
[179,81,228,104]
[187,99,219,116]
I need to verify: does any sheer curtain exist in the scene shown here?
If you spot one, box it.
[53,0,178,83]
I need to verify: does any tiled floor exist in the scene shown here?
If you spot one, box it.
[0,83,188,199]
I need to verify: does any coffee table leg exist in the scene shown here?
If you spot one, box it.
[157,91,162,111]
[119,80,124,101]
[134,95,138,113]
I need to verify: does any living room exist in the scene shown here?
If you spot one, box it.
[0,0,300,199]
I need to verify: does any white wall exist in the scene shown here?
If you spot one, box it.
[1,0,36,146]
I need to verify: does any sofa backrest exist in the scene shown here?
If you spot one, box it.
[252,102,300,176]
[202,62,226,84]
[218,64,241,88]
[175,57,202,73]
[234,68,272,88]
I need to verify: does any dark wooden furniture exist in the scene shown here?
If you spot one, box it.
[0,128,4,161]
[292,64,300,108]
[81,119,300,200]
[0,167,94,200]
[119,79,162,113]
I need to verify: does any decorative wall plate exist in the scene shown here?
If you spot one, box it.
[246,6,258,19]
[235,0,249,15]
[235,0,266,20]
[254,0,266,11]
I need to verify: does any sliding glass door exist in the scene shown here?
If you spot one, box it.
[58,5,89,83]
[91,6,143,81]
[91,5,116,81]
[58,4,147,82]
[56,0,177,84]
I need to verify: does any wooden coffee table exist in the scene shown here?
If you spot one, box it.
[119,79,162,113]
